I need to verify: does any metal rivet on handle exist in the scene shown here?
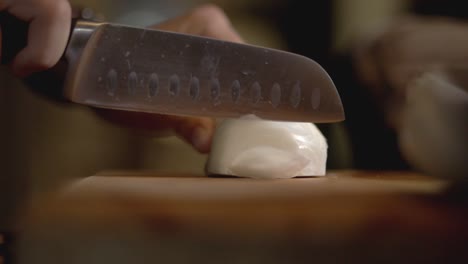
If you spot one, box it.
[270,83,281,108]
[148,73,159,97]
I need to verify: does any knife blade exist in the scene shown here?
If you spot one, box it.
[1,14,345,123]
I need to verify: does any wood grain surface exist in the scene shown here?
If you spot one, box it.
[16,171,468,264]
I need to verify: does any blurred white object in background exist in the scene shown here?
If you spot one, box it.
[399,68,468,179]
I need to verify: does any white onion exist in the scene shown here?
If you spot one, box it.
[206,115,328,179]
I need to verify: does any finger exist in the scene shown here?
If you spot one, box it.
[95,109,216,153]
[0,0,9,11]
[8,0,71,77]
[172,116,216,154]
[351,37,382,90]
[153,4,244,43]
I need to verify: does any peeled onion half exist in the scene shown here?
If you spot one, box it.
[206,115,328,179]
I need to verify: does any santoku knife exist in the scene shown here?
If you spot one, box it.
[0,13,344,123]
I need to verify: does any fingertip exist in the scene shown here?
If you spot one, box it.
[9,0,72,77]
[191,126,213,154]
[11,49,57,77]
[191,4,244,43]
[173,117,216,153]
[153,4,244,44]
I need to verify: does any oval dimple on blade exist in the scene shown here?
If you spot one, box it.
[189,76,200,100]
[106,69,118,96]
[210,78,221,105]
[169,74,180,97]
[290,81,302,109]
[250,82,262,105]
[148,73,159,97]
[231,80,241,104]
[128,71,138,95]
[271,83,281,108]
[311,87,321,110]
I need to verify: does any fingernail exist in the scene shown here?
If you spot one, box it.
[192,127,210,153]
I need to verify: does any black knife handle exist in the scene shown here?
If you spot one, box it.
[0,12,28,65]
[0,8,99,102]
[0,8,96,65]
[0,11,69,101]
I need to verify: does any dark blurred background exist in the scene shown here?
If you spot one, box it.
[2,0,467,230]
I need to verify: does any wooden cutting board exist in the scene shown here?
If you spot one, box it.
[16,171,468,264]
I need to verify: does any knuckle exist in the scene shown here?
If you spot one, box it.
[43,0,72,18]
[54,0,72,18]
[202,22,225,37]
[0,0,11,10]
[190,4,230,25]
[30,53,58,70]
[189,4,237,39]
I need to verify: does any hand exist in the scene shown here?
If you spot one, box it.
[352,15,468,128]
[352,15,468,177]
[0,0,72,77]
[96,4,244,154]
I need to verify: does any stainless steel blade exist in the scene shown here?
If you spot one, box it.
[64,21,345,123]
